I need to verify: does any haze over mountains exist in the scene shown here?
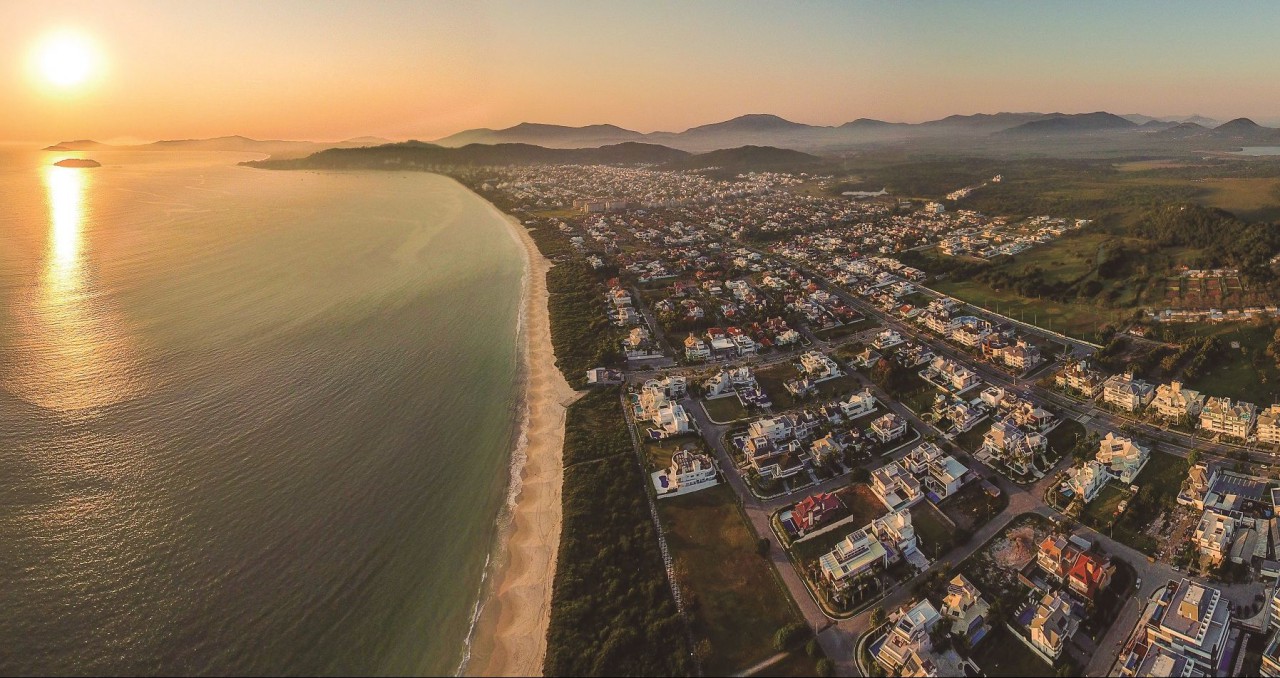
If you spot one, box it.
[429,111,1250,152]
[47,111,1280,163]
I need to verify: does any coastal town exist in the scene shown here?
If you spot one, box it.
[473,162,1280,678]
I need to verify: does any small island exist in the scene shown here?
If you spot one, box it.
[53,158,101,168]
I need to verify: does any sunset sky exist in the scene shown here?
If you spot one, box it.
[5,0,1280,144]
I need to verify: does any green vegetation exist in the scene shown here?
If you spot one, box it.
[1080,484,1130,527]
[970,625,1053,677]
[701,396,750,423]
[546,388,692,676]
[910,502,961,559]
[1099,451,1189,556]
[660,485,801,675]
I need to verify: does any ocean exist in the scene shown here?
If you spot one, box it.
[0,148,526,675]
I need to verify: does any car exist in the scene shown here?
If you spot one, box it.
[1135,577,1142,590]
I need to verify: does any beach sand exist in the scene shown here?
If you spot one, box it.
[463,200,580,677]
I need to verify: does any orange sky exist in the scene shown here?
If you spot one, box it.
[5,1,1280,144]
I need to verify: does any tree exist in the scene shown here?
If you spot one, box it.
[1187,449,1201,467]
[868,606,886,627]
[815,658,835,677]
[756,537,771,557]
[805,638,821,658]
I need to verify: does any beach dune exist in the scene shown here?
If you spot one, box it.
[463,198,580,677]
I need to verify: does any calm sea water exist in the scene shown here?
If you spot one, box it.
[0,148,526,675]
[1233,146,1280,155]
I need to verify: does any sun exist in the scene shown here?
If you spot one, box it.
[34,31,99,89]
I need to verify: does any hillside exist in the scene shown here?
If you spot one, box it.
[998,112,1138,135]
[243,140,693,170]
[662,145,823,172]
[433,122,648,149]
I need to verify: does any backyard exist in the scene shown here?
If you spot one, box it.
[1108,450,1190,556]
[659,485,802,675]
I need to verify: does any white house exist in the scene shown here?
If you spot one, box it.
[1151,381,1205,423]
[1102,373,1155,413]
[1095,432,1149,484]
[870,461,924,511]
[870,412,908,444]
[684,334,710,362]
[873,329,905,350]
[1065,460,1109,504]
[800,351,842,381]
[840,388,877,419]
[651,449,718,497]
[926,455,970,500]
[1029,591,1079,661]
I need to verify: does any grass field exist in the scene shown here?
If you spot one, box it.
[815,318,877,340]
[971,625,1054,677]
[1046,419,1087,456]
[954,419,993,453]
[1171,322,1280,406]
[660,485,801,675]
[1197,177,1280,222]
[1081,483,1130,526]
[702,396,749,423]
[939,482,1008,532]
[1111,451,1189,555]
[909,502,955,561]
[930,279,1123,341]
[643,436,703,472]
[791,485,887,563]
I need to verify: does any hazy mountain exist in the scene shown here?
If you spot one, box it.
[43,139,110,151]
[433,122,648,149]
[243,140,698,169]
[1208,118,1280,143]
[998,112,1138,135]
[343,136,393,145]
[1152,122,1209,139]
[919,112,1052,130]
[1139,120,1179,130]
[662,145,822,171]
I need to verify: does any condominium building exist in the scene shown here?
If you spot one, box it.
[1117,580,1230,677]
[1259,404,1280,446]
[1102,373,1156,413]
[1150,381,1205,423]
[1198,396,1257,440]
[1065,460,1110,504]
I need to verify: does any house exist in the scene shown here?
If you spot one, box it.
[1095,432,1150,484]
[1193,510,1236,565]
[800,351,842,380]
[999,339,1041,372]
[1064,460,1109,504]
[744,436,806,480]
[870,461,925,511]
[820,509,918,589]
[684,334,711,361]
[1198,396,1257,440]
[1037,535,1085,581]
[748,416,793,443]
[1259,404,1280,446]
[791,491,844,534]
[1177,461,1220,508]
[651,449,718,496]
[840,388,877,419]
[870,412,908,444]
[652,403,693,437]
[1262,585,1280,676]
[809,433,845,465]
[1067,551,1114,601]
[980,418,1045,477]
[902,442,945,475]
[926,455,970,500]
[1102,373,1156,413]
[923,356,981,392]
[854,346,882,369]
[872,329,904,350]
[1116,580,1230,677]
[1028,591,1079,660]
[874,598,942,677]
[941,574,990,644]
[1151,381,1205,423]
[585,367,624,385]
[1056,360,1105,398]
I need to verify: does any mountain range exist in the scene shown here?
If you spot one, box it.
[428,111,1246,151]
[44,135,393,158]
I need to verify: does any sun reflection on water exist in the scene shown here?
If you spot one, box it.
[2,164,145,412]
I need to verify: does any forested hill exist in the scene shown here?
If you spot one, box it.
[242,141,693,169]
[241,140,828,172]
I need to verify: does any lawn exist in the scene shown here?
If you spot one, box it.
[909,502,956,561]
[970,625,1054,677]
[791,485,887,562]
[659,485,801,675]
[1080,483,1130,527]
[1173,322,1280,406]
[939,482,1008,532]
[953,420,993,453]
[815,318,877,340]
[702,396,749,423]
[755,363,802,411]
[930,279,1120,342]
[898,385,939,415]
[1108,450,1189,555]
[1046,419,1087,456]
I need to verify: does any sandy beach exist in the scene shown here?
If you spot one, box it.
[463,197,580,677]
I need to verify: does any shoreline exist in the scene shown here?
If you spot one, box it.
[461,187,581,677]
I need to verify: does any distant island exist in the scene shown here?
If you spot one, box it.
[53,158,101,168]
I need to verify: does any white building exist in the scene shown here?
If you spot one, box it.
[1199,396,1257,440]
[1095,432,1150,484]
[872,329,905,350]
[1193,510,1236,565]
[870,412,908,444]
[839,388,877,420]
[1117,579,1231,677]
[1151,381,1205,423]
[1259,404,1280,446]
[1029,591,1079,661]
[870,461,925,511]
[1065,460,1110,504]
[799,351,841,381]
[651,449,718,497]
[1102,373,1155,413]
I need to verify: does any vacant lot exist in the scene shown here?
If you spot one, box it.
[702,396,749,423]
[660,485,801,675]
[939,482,1008,532]
[1110,451,1189,556]
[909,502,956,561]
[971,625,1054,677]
